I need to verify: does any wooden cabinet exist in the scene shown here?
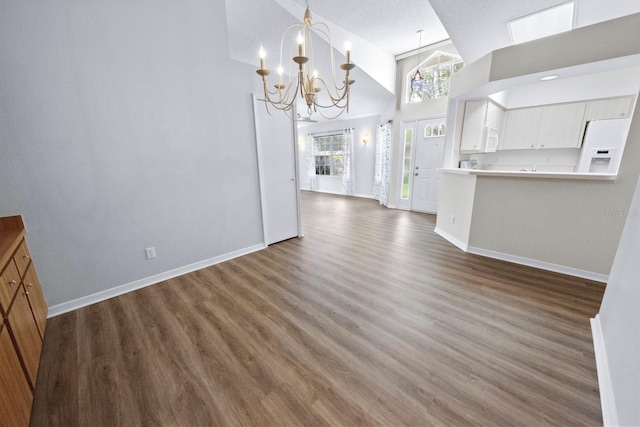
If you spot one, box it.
[585,96,634,121]
[0,326,33,427]
[23,266,47,339]
[460,100,504,153]
[537,102,586,149]
[0,261,20,311]
[0,215,48,426]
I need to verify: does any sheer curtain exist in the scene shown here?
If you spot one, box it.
[374,122,392,206]
[342,128,355,196]
[306,134,317,191]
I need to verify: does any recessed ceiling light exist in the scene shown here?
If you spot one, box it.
[508,2,575,45]
[540,75,559,81]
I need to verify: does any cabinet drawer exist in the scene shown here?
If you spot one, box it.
[0,261,21,312]
[14,240,31,278]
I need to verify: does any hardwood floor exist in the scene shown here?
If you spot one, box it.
[31,191,605,426]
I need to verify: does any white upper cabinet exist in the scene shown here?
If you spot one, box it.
[459,100,504,153]
[584,96,634,121]
[475,95,634,151]
[501,107,542,150]
[537,102,586,149]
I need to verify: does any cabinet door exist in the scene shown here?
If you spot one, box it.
[13,240,31,278]
[459,101,487,153]
[537,102,586,149]
[0,326,33,427]
[585,96,634,121]
[501,107,542,150]
[7,287,42,388]
[485,102,504,130]
[0,261,21,312]
[23,265,47,339]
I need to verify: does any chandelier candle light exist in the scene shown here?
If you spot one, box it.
[256,2,355,120]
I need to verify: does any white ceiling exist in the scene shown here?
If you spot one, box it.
[429,0,640,64]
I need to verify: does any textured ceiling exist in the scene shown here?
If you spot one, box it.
[287,0,449,55]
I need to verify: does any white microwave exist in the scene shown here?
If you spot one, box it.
[483,126,499,152]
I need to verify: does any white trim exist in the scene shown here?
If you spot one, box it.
[355,193,375,200]
[591,315,620,426]
[434,227,469,251]
[434,227,608,282]
[467,245,608,283]
[47,243,266,318]
[305,189,375,199]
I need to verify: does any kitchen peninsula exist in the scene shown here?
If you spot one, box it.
[435,13,640,281]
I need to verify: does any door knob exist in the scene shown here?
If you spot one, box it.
[414,173,419,176]
[290,178,295,181]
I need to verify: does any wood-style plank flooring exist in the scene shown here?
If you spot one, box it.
[30,191,605,426]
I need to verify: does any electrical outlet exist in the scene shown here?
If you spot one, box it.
[145,247,156,260]
[450,215,456,224]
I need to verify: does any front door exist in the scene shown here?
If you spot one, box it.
[252,95,301,245]
[410,119,445,213]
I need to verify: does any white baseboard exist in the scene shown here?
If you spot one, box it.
[47,243,266,318]
[433,228,607,282]
[434,227,469,251]
[591,315,619,426]
[467,246,608,283]
[355,193,375,200]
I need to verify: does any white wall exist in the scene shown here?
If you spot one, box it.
[0,1,264,308]
[595,176,640,427]
[298,115,381,198]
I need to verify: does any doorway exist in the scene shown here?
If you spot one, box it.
[252,95,302,245]
[397,117,446,214]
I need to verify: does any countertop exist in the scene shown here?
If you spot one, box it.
[440,168,618,181]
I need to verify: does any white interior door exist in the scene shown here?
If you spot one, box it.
[411,119,445,213]
[252,95,301,245]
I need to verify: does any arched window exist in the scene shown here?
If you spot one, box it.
[406,51,464,103]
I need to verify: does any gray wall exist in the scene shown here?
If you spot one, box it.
[0,1,264,307]
[597,176,640,426]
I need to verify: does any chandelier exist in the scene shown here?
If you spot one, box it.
[256,1,355,120]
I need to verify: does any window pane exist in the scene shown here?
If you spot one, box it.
[401,129,413,200]
[406,55,464,103]
[313,134,345,176]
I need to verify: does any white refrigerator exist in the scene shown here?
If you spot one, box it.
[577,118,632,173]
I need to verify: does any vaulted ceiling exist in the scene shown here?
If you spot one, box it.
[225,0,640,119]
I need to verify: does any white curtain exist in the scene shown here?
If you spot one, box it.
[342,128,355,196]
[374,122,392,206]
[306,134,317,191]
